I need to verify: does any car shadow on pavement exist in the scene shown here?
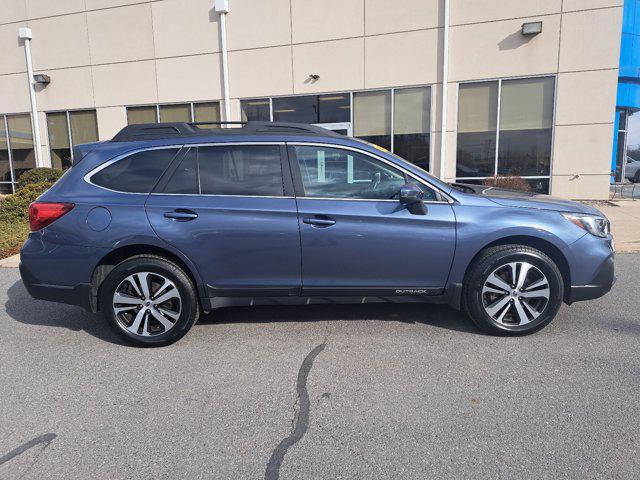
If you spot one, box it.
[199,302,482,335]
[6,278,481,342]
[5,280,127,345]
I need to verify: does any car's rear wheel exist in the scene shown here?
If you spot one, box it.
[462,245,564,336]
[100,255,199,347]
[634,170,640,183]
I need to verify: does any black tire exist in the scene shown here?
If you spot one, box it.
[462,245,564,336]
[634,170,640,184]
[99,254,200,347]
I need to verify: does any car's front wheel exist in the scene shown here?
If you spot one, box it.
[100,255,199,347]
[462,245,564,336]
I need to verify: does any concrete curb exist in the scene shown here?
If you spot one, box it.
[0,254,20,268]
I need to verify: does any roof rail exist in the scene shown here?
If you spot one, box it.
[110,121,342,142]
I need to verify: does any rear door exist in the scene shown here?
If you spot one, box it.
[288,143,456,296]
[145,143,302,297]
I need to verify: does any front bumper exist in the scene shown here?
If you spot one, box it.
[567,247,615,304]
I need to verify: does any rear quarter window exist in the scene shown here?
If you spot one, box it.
[91,148,179,193]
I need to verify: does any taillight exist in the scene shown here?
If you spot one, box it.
[29,202,75,231]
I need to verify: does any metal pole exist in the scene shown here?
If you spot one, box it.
[18,27,44,168]
[439,0,450,180]
[215,0,231,125]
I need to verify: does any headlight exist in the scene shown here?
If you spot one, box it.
[562,213,610,238]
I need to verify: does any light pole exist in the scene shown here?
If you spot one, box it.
[439,0,450,181]
[214,0,231,125]
[18,27,44,168]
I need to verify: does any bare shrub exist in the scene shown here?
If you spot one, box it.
[482,176,532,193]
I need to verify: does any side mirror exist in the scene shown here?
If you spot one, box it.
[399,184,427,215]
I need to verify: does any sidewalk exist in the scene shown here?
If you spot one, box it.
[591,200,640,253]
[0,254,19,268]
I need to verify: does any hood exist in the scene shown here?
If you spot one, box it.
[451,183,603,216]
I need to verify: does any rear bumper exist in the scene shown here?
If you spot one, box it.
[19,261,96,312]
[567,253,615,303]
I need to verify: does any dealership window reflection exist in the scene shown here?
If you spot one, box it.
[0,114,37,193]
[353,90,392,150]
[456,77,554,193]
[456,82,498,178]
[127,102,221,126]
[47,110,99,169]
[241,99,270,122]
[269,94,350,124]
[394,87,431,170]
[241,88,431,170]
[498,77,554,177]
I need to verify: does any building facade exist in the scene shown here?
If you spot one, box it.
[0,0,625,198]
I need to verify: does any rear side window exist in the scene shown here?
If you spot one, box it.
[197,145,283,196]
[91,148,178,193]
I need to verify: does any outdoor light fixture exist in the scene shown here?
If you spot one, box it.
[18,26,32,40]
[33,74,50,85]
[308,74,320,80]
[521,21,543,36]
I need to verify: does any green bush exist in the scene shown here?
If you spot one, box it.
[17,167,64,189]
[0,221,30,258]
[0,181,53,222]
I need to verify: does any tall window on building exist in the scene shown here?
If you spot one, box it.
[127,102,221,126]
[127,106,157,125]
[0,114,36,193]
[318,94,350,123]
[0,120,10,192]
[261,94,350,124]
[241,99,270,122]
[625,111,640,182]
[456,82,498,178]
[159,104,191,123]
[241,88,431,170]
[353,90,392,150]
[194,102,221,125]
[614,109,640,183]
[46,110,98,169]
[394,87,431,170]
[456,77,554,193]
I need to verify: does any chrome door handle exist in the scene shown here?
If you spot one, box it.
[303,215,336,227]
[164,209,198,221]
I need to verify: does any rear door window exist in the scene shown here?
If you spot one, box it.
[197,145,284,196]
[91,148,179,193]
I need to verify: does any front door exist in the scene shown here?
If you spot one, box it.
[145,143,301,298]
[288,143,456,296]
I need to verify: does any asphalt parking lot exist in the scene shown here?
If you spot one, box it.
[1,255,639,480]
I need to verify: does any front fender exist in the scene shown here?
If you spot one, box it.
[448,205,585,285]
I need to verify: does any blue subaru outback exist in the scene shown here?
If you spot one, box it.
[20,122,615,346]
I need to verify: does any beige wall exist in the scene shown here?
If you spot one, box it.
[0,0,624,199]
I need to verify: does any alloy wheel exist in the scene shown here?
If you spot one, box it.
[481,261,550,326]
[112,272,182,337]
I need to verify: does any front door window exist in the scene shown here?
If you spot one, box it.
[293,145,437,201]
